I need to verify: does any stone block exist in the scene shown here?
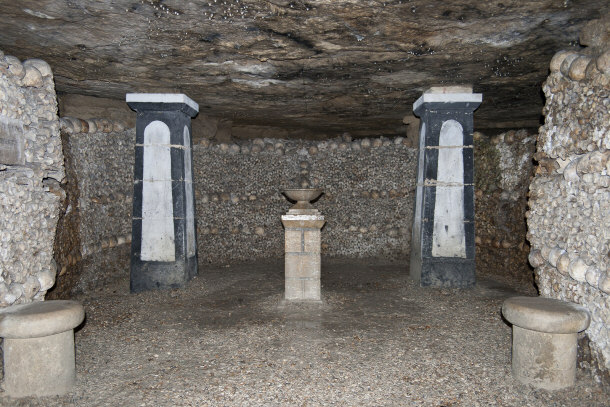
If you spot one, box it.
[285,254,321,279]
[285,278,304,300]
[0,300,85,397]
[302,278,321,301]
[502,296,591,390]
[303,230,321,253]
[511,326,577,390]
[285,229,302,253]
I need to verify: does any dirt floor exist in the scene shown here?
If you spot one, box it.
[1,259,608,406]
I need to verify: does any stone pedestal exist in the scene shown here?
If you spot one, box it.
[127,93,199,292]
[502,296,591,390]
[410,87,482,287]
[281,210,325,301]
[0,300,85,397]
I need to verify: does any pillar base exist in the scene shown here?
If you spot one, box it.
[512,326,577,390]
[411,257,475,287]
[130,255,197,292]
[281,211,325,302]
[3,331,76,397]
[502,296,591,390]
[0,300,84,398]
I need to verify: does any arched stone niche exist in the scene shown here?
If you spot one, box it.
[432,120,466,258]
[141,120,175,262]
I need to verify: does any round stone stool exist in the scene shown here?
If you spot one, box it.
[502,296,590,390]
[0,300,85,397]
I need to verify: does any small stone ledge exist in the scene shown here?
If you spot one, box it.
[80,233,132,259]
[59,116,126,134]
[195,135,409,155]
[549,49,609,83]
[528,245,609,294]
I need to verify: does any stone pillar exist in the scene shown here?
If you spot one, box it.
[281,211,325,301]
[410,87,482,287]
[126,93,199,292]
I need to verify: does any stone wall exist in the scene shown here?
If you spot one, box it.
[56,117,536,293]
[527,31,609,382]
[0,52,63,306]
[55,118,133,293]
[57,125,418,271]
[475,129,536,282]
[195,135,418,262]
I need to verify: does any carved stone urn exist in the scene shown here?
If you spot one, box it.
[282,188,323,211]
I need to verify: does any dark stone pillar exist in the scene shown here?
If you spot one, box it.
[126,94,199,292]
[410,87,482,287]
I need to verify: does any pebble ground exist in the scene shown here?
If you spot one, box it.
[0,259,607,406]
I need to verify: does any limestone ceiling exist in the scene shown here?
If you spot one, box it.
[0,1,605,138]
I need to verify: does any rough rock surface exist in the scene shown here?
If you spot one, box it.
[0,52,64,306]
[475,129,536,283]
[0,1,606,138]
[527,34,609,383]
[48,127,83,300]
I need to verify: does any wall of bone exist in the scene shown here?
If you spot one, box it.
[57,122,418,267]
[527,23,609,383]
[0,52,64,306]
[56,115,535,294]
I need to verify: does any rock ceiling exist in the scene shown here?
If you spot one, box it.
[0,1,605,139]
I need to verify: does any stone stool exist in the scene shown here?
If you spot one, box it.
[502,296,590,390]
[0,300,85,397]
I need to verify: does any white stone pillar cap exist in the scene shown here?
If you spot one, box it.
[281,214,325,221]
[413,86,482,112]
[126,93,199,112]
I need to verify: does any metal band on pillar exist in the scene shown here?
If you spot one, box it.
[127,93,199,292]
[410,87,482,287]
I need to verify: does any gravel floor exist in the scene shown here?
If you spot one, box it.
[1,259,608,406]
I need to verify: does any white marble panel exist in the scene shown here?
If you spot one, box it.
[432,120,466,258]
[141,180,173,218]
[141,218,176,262]
[184,126,196,258]
[141,120,175,262]
[413,122,426,225]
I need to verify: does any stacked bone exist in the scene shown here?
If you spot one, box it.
[473,130,536,281]
[59,117,125,134]
[60,123,134,263]
[0,52,63,306]
[527,16,610,383]
[194,133,417,262]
